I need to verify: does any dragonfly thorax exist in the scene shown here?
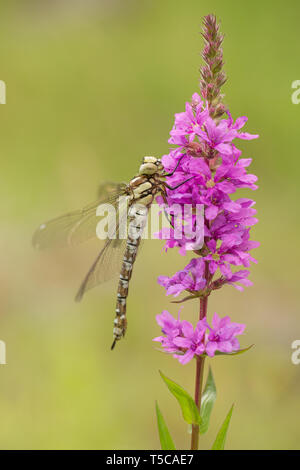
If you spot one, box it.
[138,156,163,175]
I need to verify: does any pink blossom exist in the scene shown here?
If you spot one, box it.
[154,311,245,363]
[205,313,245,357]
[158,258,206,297]
[153,310,183,354]
[173,320,206,364]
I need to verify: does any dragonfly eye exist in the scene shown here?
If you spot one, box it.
[139,156,160,174]
[154,159,163,171]
[139,163,157,175]
[143,156,157,164]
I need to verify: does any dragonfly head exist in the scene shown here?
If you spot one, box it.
[139,156,164,175]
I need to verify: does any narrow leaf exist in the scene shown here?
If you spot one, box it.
[159,370,201,425]
[215,345,254,356]
[171,294,200,304]
[199,367,217,434]
[203,345,254,357]
[211,404,234,450]
[155,402,176,450]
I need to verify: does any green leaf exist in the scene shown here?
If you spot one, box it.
[159,370,202,425]
[211,404,234,450]
[203,345,254,357]
[155,402,176,450]
[199,367,217,434]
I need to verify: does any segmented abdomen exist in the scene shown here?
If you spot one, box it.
[111,207,147,349]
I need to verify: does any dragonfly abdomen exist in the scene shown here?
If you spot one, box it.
[111,208,147,349]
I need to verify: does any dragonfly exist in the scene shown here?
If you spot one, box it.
[33,156,190,349]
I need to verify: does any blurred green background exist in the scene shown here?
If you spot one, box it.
[0,0,299,450]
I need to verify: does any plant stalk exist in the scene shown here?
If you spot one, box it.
[190,265,209,450]
[190,353,206,450]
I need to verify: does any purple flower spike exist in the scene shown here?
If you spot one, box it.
[157,92,259,295]
[153,15,258,399]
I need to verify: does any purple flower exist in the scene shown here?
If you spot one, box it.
[173,320,206,364]
[158,258,206,297]
[154,311,246,363]
[194,114,258,157]
[153,310,183,353]
[205,313,245,357]
[167,101,258,157]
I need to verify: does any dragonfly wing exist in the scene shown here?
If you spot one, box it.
[75,209,129,301]
[75,238,127,302]
[98,181,126,199]
[32,183,127,249]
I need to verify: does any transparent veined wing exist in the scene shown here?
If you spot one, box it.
[75,209,129,301]
[98,181,127,199]
[32,182,128,250]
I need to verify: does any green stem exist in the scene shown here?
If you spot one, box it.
[190,266,209,450]
[190,354,205,450]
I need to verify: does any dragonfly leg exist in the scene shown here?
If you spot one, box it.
[164,176,195,191]
[158,191,174,227]
[162,155,185,177]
